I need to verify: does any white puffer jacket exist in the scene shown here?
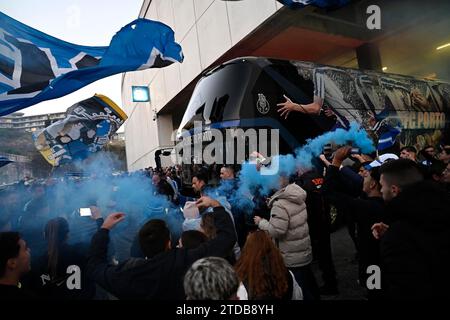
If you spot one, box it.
[258,183,312,267]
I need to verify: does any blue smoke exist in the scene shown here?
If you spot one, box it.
[1,152,184,263]
[211,122,375,213]
[1,123,374,263]
[294,121,374,168]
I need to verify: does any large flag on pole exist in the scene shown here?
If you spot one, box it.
[0,12,184,116]
[276,0,350,9]
[33,94,127,166]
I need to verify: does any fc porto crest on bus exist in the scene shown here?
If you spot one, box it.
[256,93,270,115]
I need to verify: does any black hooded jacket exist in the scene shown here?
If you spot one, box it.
[380,181,450,300]
[86,206,236,300]
[322,165,386,286]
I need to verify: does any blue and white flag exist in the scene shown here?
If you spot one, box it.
[377,126,401,151]
[33,94,127,166]
[0,12,184,116]
[276,0,350,9]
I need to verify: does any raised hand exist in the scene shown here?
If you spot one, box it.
[101,212,126,230]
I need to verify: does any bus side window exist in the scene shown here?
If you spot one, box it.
[209,94,229,123]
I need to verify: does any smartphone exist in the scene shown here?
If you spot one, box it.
[350,147,360,155]
[79,208,92,217]
[183,201,200,219]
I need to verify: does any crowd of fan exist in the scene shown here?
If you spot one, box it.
[0,144,449,300]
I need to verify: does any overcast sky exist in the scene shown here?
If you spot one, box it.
[0,0,143,117]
